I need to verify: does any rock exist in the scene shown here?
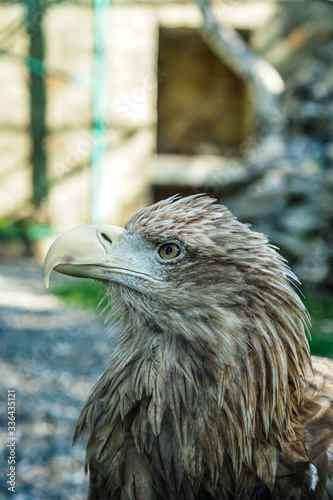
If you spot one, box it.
[248,135,288,165]
[294,250,331,284]
[324,142,333,165]
[283,172,321,201]
[224,189,284,222]
[280,204,329,234]
[310,189,333,215]
[275,232,317,259]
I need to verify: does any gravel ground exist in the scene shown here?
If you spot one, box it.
[0,259,116,500]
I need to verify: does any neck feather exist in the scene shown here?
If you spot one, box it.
[76,280,311,488]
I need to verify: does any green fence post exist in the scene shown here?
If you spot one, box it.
[91,0,110,224]
[27,0,48,208]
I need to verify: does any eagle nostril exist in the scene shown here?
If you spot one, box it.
[101,232,112,244]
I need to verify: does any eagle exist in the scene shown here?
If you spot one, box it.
[44,194,333,500]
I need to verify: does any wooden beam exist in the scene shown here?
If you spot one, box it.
[195,0,285,137]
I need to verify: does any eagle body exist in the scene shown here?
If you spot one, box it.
[44,195,333,500]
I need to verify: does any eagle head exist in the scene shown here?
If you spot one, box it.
[45,194,309,367]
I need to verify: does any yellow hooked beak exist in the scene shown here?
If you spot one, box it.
[44,225,125,288]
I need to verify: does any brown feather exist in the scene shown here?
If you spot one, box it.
[59,195,333,499]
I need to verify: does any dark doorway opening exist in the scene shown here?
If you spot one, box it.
[157,27,252,157]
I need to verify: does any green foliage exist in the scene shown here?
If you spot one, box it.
[51,279,106,310]
[0,218,25,240]
[0,218,54,241]
[303,289,333,358]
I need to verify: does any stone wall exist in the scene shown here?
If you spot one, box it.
[0,1,270,233]
[0,3,30,219]
[0,1,158,230]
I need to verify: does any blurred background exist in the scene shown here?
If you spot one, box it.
[1,0,333,347]
[0,0,333,498]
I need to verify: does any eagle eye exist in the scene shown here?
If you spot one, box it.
[158,243,182,260]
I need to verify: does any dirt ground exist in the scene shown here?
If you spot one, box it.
[0,259,115,500]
